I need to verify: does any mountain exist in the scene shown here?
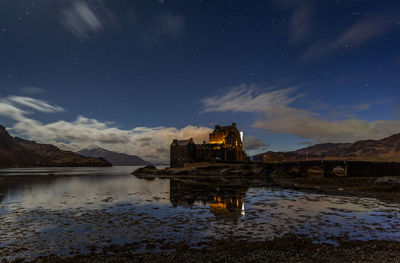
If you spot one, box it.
[253,133,400,162]
[77,148,151,166]
[0,125,111,168]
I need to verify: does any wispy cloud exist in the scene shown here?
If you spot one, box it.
[0,96,63,121]
[0,95,211,163]
[289,4,312,43]
[0,101,28,121]
[18,86,44,95]
[61,1,185,43]
[141,12,185,44]
[61,1,117,38]
[6,96,64,113]
[243,135,270,154]
[201,84,303,113]
[155,12,185,38]
[275,0,314,43]
[301,16,392,62]
[328,104,371,119]
[201,84,400,144]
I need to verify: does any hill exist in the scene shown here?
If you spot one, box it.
[0,125,111,168]
[253,133,400,162]
[77,148,151,166]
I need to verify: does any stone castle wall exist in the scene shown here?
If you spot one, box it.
[170,123,247,167]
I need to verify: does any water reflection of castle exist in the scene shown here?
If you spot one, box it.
[169,179,247,220]
[209,195,245,218]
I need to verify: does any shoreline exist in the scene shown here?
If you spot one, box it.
[133,163,400,203]
[28,236,400,263]
[2,165,400,262]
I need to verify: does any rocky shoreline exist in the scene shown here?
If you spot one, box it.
[26,236,400,263]
[133,163,400,202]
[132,163,268,177]
[3,164,400,263]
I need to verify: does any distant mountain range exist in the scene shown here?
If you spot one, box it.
[77,148,151,166]
[254,133,400,162]
[0,125,111,168]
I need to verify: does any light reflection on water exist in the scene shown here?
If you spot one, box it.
[0,167,400,260]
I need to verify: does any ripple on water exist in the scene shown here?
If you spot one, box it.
[0,167,400,261]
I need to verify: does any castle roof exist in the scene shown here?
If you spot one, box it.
[172,138,194,146]
[176,139,191,145]
[218,125,234,131]
[213,123,238,133]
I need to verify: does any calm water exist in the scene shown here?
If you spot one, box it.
[1,166,400,260]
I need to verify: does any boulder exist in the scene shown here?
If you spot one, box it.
[132,165,157,175]
[375,176,400,186]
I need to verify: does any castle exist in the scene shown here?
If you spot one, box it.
[170,123,247,167]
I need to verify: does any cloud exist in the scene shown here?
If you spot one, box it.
[252,111,400,144]
[243,135,269,152]
[0,96,63,121]
[289,4,312,43]
[12,118,212,163]
[275,0,314,43]
[0,95,211,163]
[201,84,303,113]
[156,13,185,37]
[18,87,44,94]
[142,12,185,44]
[7,96,64,113]
[201,84,400,144]
[0,101,27,121]
[328,104,371,119]
[301,16,392,62]
[61,1,117,38]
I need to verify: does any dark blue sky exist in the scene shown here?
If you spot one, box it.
[0,0,399,161]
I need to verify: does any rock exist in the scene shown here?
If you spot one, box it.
[375,176,400,186]
[132,165,157,175]
[251,168,263,175]
[220,177,229,182]
[171,170,189,175]
[227,170,242,175]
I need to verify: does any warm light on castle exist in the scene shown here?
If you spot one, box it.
[170,123,247,167]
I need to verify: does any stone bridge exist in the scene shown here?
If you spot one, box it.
[256,160,400,177]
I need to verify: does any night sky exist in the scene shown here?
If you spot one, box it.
[0,0,399,162]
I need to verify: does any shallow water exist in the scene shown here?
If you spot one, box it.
[0,166,400,260]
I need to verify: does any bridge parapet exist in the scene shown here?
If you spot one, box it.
[345,161,400,177]
[256,160,400,177]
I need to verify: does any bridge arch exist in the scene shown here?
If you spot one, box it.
[322,161,348,177]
